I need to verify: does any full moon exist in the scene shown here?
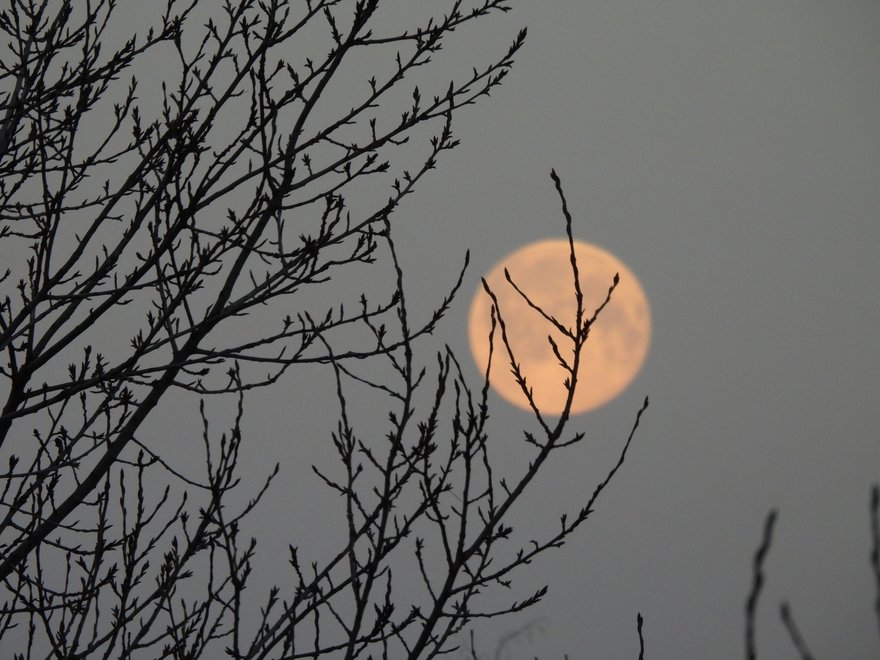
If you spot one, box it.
[467,240,651,415]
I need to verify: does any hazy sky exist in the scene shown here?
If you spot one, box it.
[12,1,878,658]
[230,2,880,657]
[360,2,880,657]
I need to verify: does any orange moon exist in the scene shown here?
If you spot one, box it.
[467,240,651,415]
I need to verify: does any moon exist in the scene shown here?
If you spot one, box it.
[467,240,651,415]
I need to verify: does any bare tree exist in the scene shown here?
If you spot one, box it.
[0,1,648,657]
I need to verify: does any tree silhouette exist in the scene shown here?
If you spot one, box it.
[0,1,652,657]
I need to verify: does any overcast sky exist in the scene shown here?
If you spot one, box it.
[354,2,880,657]
[242,2,880,657]
[38,1,879,657]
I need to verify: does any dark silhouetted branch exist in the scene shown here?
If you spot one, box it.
[779,602,815,660]
[745,510,777,660]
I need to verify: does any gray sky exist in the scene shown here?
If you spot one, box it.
[8,1,877,658]
[378,0,880,658]
[227,1,880,657]
[375,1,880,657]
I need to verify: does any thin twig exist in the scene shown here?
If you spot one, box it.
[745,510,777,660]
[780,602,815,660]
[870,485,880,642]
[637,612,645,660]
